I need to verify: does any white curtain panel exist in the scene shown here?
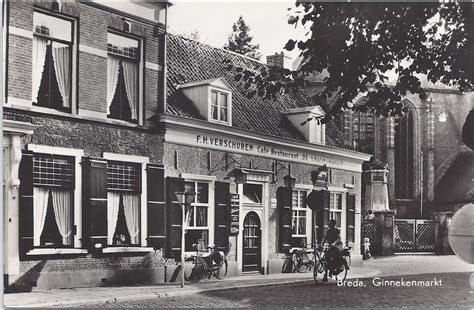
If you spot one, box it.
[107,192,121,244]
[32,36,48,103]
[33,187,49,246]
[106,56,120,115]
[123,193,140,244]
[51,189,72,246]
[122,60,138,120]
[52,42,71,108]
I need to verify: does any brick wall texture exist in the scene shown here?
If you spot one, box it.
[7,2,163,116]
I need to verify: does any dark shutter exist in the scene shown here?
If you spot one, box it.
[146,164,165,249]
[346,193,356,246]
[214,181,230,252]
[19,150,34,257]
[82,157,108,248]
[322,190,330,236]
[165,177,184,258]
[277,187,293,253]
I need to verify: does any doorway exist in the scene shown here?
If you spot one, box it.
[242,211,261,273]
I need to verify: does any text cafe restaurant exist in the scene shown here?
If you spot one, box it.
[160,35,371,276]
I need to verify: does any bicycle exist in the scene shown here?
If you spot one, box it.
[183,243,228,282]
[313,243,351,284]
[289,242,315,273]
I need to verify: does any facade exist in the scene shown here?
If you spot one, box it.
[162,35,370,276]
[303,75,474,219]
[2,0,169,291]
[2,1,370,291]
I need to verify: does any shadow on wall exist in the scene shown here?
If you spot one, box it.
[5,260,47,293]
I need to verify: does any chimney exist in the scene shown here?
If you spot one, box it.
[266,52,292,70]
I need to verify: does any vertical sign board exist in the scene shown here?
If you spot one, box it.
[230,193,240,235]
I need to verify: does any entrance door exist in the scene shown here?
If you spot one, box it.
[242,212,261,273]
[394,219,438,252]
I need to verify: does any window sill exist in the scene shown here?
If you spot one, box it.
[27,248,88,255]
[102,247,154,253]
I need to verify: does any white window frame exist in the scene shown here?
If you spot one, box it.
[31,10,78,115]
[27,144,83,249]
[208,87,232,125]
[181,173,215,254]
[106,31,144,126]
[103,152,149,247]
[328,189,347,244]
[292,184,313,246]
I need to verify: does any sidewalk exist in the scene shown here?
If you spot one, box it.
[4,266,381,308]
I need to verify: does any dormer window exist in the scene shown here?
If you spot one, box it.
[179,78,232,126]
[210,89,229,123]
[283,106,326,145]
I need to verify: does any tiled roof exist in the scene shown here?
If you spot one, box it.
[166,33,355,151]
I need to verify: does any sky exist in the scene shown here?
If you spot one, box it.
[167,1,307,63]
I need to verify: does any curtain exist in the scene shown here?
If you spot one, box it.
[122,60,138,120]
[107,56,120,115]
[33,187,50,246]
[107,192,121,244]
[51,189,72,246]
[32,36,48,103]
[122,193,140,245]
[52,42,71,108]
[196,206,207,227]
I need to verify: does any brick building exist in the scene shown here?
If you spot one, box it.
[303,75,474,219]
[2,0,169,291]
[2,1,370,291]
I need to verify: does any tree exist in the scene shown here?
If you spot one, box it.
[224,2,473,135]
[224,16,262,60]
[177,29,203,42]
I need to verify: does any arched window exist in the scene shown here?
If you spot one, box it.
[394,110,414,199]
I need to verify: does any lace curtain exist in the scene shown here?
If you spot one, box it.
[32,36,47,103]
[52,42,71,108]
[122,193,140,244]
[122,60,138,120]
[51,189,72,246]
[106,56,120,115]
[33,187,49,246]
[107,192,121,244]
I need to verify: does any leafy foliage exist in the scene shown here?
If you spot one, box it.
[224,2,473,124]
[224,16,262,60]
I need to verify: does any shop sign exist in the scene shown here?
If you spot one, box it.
[230,193,240,235]
[164,127,371,172]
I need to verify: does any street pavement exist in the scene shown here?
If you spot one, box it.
[3,255,473,308]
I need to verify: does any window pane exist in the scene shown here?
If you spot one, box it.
[196,182,208,203]
[107,161,141,192]
[298,216,306,235]
[107,33,139,59]
[220,107,228,122]
[292,210,297,234]
[33,154,74,188]
[33,12,72,42]
[242,184,262,204]
[185,205,194,227]
[220,93,228,108]
[299,191,307,208]
[184,230,208,252]
[196,206,208,227]
[211,105,218,120]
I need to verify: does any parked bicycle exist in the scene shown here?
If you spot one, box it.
[183,243,228,282]
[313,242,351,284]
[289,241,315,273]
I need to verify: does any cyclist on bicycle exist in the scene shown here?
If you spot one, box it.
[322,220,349,282]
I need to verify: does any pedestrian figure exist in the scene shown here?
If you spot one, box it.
[363,237,372,260]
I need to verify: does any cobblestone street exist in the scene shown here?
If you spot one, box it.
[71,272,473,308]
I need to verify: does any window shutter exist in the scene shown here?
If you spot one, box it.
[19,150,34,257]
[214,181,230,252]
[146,164,165,249]
[346,193,356,246]
[165,177,184,258]
[82,157,108,248]
[277,187,293,253]
[322,190,330,236]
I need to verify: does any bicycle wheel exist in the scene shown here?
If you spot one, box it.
[294,252,310,273]
[183,256,206,282]
[213,257,228,279]
[336,264,348,282]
